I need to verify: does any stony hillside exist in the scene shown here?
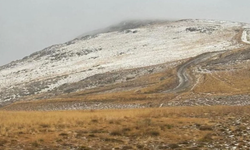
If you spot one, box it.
[1,19,250,110]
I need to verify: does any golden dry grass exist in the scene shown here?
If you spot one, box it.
[0,106,249,149]
[193,68,250,95]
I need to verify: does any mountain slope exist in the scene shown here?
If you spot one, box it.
[1,19,250,110]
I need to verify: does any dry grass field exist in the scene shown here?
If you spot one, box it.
[1,106,250,149]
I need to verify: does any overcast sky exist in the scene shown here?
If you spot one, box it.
[1,0,250,66]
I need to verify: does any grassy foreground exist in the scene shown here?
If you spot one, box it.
[0,106,249,149]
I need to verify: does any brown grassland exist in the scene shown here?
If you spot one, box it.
[1,106,250,149]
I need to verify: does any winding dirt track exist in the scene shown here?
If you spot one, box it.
[165,51,224,93]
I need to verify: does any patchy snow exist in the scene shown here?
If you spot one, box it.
[0,19,246,102]
[241,29,250,44]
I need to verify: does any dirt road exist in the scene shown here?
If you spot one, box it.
[165,51,224,93]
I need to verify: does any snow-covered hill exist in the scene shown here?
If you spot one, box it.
[0,19,248,105]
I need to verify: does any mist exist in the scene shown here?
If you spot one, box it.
[1,0,250,66]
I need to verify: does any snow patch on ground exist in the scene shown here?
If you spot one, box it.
[242,29,250,44]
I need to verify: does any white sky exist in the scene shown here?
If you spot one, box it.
[1,0,250,66]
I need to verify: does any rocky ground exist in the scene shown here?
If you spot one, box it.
[166,95,250,107]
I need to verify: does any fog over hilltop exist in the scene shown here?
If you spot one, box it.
[1,0,250,66]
